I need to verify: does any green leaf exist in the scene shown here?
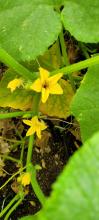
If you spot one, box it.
[0,70,34,110]
[71,65,99,142]
[0,0,66,9]
[35,131,99,220]
[40,79,74,118]
[62,0,99,43]
[0,1,61,61]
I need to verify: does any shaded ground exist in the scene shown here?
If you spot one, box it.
[0,116,81,220]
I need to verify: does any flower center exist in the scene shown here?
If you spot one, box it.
[43,81,49,89]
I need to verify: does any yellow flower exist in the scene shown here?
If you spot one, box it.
[23,116,47,138]
[30,67,63,103]
[17,172,31,187]
[7,78,23,92]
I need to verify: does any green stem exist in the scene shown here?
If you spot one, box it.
[25,94,46,205]
[51,55,99,75]
[4,198,23,220]
[2,155,20,163]
[59,30,69,66]
[0,111,33,119]
[55,7,69,66]
[0,136,22,143]
[26,135,34,170]
[10,142,23,151]
[0,47,35,80]
[14,123,23,140]
[20,143,25,166]
[0,194,20,218]
[59,29,76,91]
[0,166,26,190]
[28,163,46,205]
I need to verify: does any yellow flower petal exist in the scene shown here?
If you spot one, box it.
[30,78,42,92]
[39,67,49,83]
[30,68,63,103]
[23,119,32,126]
[21,173,31,186]
[36,127,42,139]
[7,78,23,92]
[41,88,50,103]
[40,120,47,130]
[48,73,63,85]
[26,126,35,136]
[23,116,47,138]
[50,83,63,94]
[31,116,39,124]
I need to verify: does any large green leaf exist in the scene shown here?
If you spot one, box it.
[71,65,99,142]
[0,1,61,61]
[62,0,99,43]
[20,131,99,220]
[0,0,66,9]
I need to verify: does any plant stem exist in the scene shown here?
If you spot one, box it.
[4,197,23,220]
[2,155,20,163]
[59,30,69,66]
[0,166,26,190]
[14,123,23,140]
[51,55,99,75]
[20,142,25,166]
[0,194,20,218]
[25,94,46,205]
[26,135,34,169]
[0,136,22,143]
[0,47,35,81]
[56,3,75,90]
[0,111,33,119]
[59,27,76,91]
[28,163,46,205]
[56,7,69,66]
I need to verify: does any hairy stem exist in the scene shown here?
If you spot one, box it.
[52,55,99,75]
[0,111,33,119]
[0,47,34,80]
